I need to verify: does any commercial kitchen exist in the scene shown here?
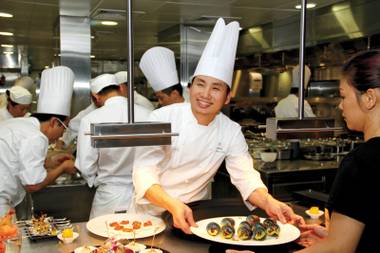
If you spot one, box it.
[0,0,377,252]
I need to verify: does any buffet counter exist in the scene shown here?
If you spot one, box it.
[20,199,316,253]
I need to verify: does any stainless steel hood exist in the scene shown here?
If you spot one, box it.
[238,0,380,55]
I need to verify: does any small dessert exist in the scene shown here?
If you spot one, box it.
[126,241,146,252]
[309,206,319,214]
[306,206,324,219]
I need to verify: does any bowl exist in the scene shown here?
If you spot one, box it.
[57,231,79,244]
[305,209,324,219]
[260,152,277,162]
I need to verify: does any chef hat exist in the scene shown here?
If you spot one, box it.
[7,86,32,105]
[139,46,179,92]
[114,71,128,84]
[14,76,35,94]
[192,18,240,88]
[90,73,118,94]
[37,66,74,116]
[292,65,311,89]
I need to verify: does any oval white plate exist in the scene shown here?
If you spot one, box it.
[74,246,97,253]
[86,213,166,240]
[190,216,300,246]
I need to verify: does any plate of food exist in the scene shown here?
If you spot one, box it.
[86,213,166,239]
[190,215,300,246]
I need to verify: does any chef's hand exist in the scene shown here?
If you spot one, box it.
[264,195,305,225]
[169,199,197,234]
[46,152,74,168]
[296,224,328,247]
[60,159,77,175]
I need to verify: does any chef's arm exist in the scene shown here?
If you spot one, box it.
[24,159,76,193]
[247,188,304,225]
[144,184,197,234]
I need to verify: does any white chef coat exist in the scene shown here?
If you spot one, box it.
[132,103,267,215]
[75,96,151,218]
[134,91,155,111]
[274,94,316,118]
[0,117,48,215]
[61,103,97,145]
[0,106,13,122]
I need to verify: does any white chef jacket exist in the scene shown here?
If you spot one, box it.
[132,103,267,215]
[0,117,48,215]
[134,91,155,111]
[274,94,316,118]
[61,103,96,145]
[75,96,151,218]
[0,106,13,122]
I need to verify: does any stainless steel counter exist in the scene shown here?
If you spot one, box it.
[21,221,209,253]
[20,200,312,253]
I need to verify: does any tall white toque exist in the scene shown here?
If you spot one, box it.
[37,66,74,116]
[192,18,240,88]
[139,46,179,92]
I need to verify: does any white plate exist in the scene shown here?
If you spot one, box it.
[74,246,97,253]
[86,213,166,240]
[190,216,300,246]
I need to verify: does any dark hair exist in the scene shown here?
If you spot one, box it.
[161,83,183,96]
[97,85,120,96]
[5,90,19,106]
[31,113,68,123]
[342,50,380,92]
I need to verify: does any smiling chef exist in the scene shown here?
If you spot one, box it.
[132,18,303,234]
[0,66,77,215]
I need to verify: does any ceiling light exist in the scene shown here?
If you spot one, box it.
[44,65,49,69]
[295,3,317,9]
[0,31,13,36]
[91,35,95,39]
[90,55,95,58]
[1,44,13,48]
[3,51,13,55]
[100,21,118,26]
[0,12,13,18]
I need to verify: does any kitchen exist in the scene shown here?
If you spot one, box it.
[0,0,378,252]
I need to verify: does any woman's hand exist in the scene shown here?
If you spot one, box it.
[296,224,328,247]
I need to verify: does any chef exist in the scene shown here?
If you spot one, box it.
[75,74,151,218]
[139,46,185,107]
[114,71,155,111]
[0,86,32,122]
[274,65,316,118]
[0,76,35,108]
[132,18,303,234]
[0,66,76,216]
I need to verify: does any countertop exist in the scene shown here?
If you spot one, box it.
[20,199,321,253]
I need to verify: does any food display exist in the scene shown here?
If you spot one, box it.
[86,214,166,240]
[17,214,71,241]
[109,219,152,233]
[206,215,280,241]
[191,216,300,246]
[0,209,19,253]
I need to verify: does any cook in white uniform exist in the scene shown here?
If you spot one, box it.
[114,71,155,111]
[75,74,151,218]
[274,65,316,118]
[0,86,32,122]
[132,18,303,234]
[0,76,35,108]
[139,47,186,107]
[0,66,77,215]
